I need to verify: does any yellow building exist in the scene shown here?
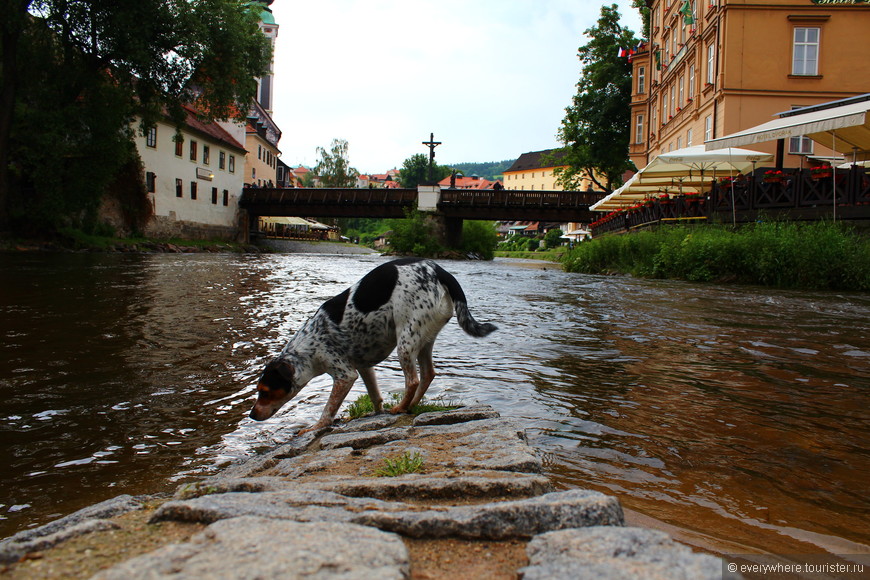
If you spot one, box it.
[629,0,870,169]
[503,149,566,191]
[245,117,281,187]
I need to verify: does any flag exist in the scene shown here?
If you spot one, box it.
[680,0,695,25]
[618,47,628,57]
[654,49,661,70]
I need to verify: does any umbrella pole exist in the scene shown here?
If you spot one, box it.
[833,131,837,222]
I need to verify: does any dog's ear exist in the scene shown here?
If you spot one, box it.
[275,360,294,382]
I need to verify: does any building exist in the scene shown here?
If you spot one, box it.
[135,106,247,239]
[437,174,502,190]
[245,101,281,187]
[503,149,569,191]
[132,0,284,239]
[628,0,870,170]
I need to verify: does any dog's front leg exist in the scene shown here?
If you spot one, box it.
[358,367,383,413]
[298,371,357,435]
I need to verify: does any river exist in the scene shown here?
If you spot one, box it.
[1,251,868,558]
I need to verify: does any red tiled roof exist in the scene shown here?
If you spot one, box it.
[182,105,246,152]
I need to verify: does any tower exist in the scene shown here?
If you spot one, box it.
[255,0,279,114]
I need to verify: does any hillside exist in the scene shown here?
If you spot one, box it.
[446,160,514,181]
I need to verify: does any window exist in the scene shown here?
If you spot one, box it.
[678,75,685,107]
[670,85,676,117]
[190,140,198,161]
[203,145,210,165]
[637,66,646,94]
[258,145,262,160]
[219,151,226,170]
[211,187,218,204]
[175,178,183,198]
[704,115,713,142]
[635,114,644,144]
[688,65,695,101]
[229,155,235,173]
[677,137,682,149]
[222,190,229,206]
[706,44,715,84]
[146,127,157,148]
[792,27,819,76]
[190,181,197,200]
[687,128,693,146]
[651,104,657,131]
[146,172,156,193]
[175,138,183,157]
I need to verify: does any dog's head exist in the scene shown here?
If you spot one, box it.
[249,358,300,421]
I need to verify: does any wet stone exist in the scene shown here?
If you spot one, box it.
[92,516,409,580]
[520,526,740,580]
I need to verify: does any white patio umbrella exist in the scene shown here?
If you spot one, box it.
[591,146,774,220]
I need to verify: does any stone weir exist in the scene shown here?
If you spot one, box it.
[0,406,740,579]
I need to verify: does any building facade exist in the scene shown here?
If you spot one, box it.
[136,107,247,239]
[503,149,569,191]
[629,0,870,169]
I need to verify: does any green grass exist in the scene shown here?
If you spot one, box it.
[562,221,870,291]
[373,451,424,477]
[344,392,460,421]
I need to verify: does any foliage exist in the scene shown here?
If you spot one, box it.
[1,0,271,233]
[449,160,513,181]
[398,153,451,188]
[543,228,565,249]
[632,0,651,39]
[315,139,360,188]
[563,222,870,291]
[374,451,424,477]
[555,4,639,192]
[388,208,445,256]
[335,218,392,245]
[461,221,498,260]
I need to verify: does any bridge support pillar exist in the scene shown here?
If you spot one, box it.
[425,214,463,248]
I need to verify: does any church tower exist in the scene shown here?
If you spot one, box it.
[255,0,279,114]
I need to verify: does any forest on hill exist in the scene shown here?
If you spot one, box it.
[447,160,514,181]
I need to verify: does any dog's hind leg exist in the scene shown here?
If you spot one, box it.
[358,367,383,413]
[410,340,436,408]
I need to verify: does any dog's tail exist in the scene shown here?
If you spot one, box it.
[435,264,497,338]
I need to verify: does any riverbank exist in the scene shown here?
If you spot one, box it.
[0,406,734,579]
[563,221,870,291]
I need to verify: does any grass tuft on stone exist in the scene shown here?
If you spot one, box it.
[344,392,461,421]
[373,451,424,477]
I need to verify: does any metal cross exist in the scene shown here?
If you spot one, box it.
[422,132,441,181]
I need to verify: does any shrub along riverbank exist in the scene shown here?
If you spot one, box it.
[562,221,870,291]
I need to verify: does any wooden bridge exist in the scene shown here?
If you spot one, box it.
[239,187,604,222]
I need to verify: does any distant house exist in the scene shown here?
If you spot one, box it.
[437,174,502,190]
[358,170,400,188]
[134,105,246,240]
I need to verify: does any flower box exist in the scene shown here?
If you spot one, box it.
[763,170,785,184]
[811,167,832,179]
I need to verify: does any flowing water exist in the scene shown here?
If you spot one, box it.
[1,252,868,557]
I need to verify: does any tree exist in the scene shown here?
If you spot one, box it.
[0,0,270,233]
[314,139,359,188]
[553,4,639,192]
[398,153,451,188]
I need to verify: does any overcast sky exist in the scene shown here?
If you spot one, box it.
[268,1,642,174]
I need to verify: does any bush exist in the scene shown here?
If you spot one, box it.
[389,209,444,256]
[461,220,498,259]
[564,222,870,291]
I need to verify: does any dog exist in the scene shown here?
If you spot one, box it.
[249,258,497,433]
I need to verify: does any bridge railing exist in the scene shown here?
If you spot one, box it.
[240,187,418,208]
[438,189,603,208]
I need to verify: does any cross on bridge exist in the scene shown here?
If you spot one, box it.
[421,132,442,182]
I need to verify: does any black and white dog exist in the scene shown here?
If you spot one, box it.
[249,258,497,433]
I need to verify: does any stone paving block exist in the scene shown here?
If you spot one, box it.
[520,526,741,580]
[92,516,409,580]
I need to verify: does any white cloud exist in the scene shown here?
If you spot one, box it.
[269,0,642,173]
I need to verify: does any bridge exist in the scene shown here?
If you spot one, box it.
[239,186,604,223]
